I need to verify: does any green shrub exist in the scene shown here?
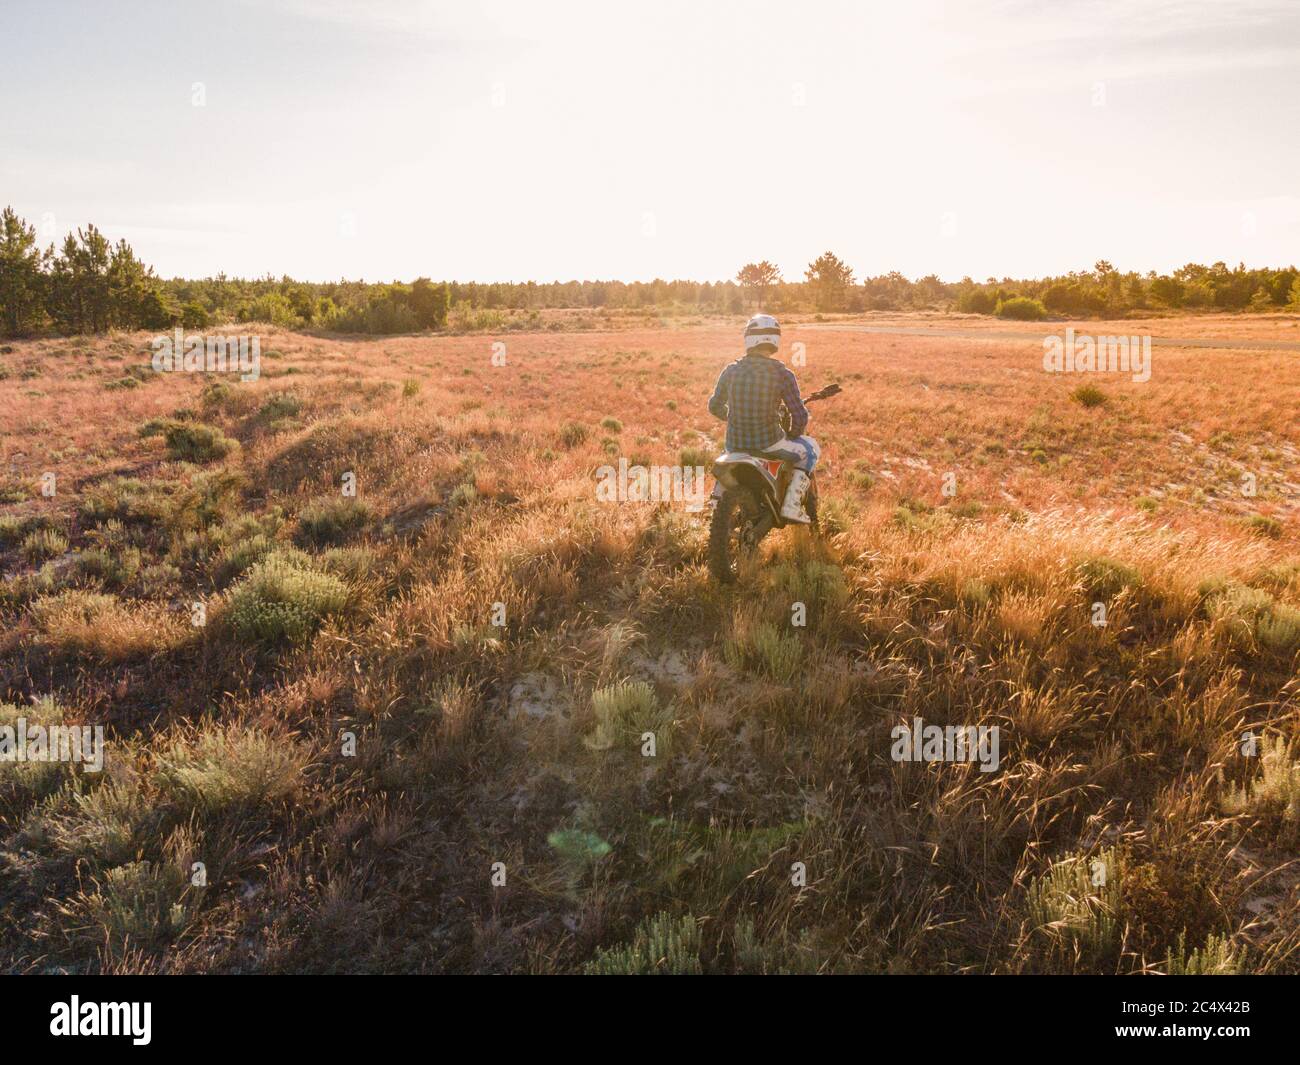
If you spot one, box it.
[21,527,68,562]
[600,416,622,432]
[0,697,66,816]
[142,419,238,463]
[559,422,589,448]
[846,461,875,490]
[295,498,371,547]
[995,296,1047,321]
[1221,733,1300,831]
[1204,582,1300,658]
[79,860,190,948]
[1026,848,1124,969]
[726,621,802,682]
[1164,932,1243,975]
[585,680,673,752]
[73,546,141,590]
[156,724,305,814]
[448,483,478,508]
[317,546,379,582]
[80,477,163,528]
[1245,514,1283,540]
[584,912,702,975]
[214,533,278,584]
[223,556,350,645]
[1076,556,1141,599]
[258,392,302,420]
[1071,384,1108,408]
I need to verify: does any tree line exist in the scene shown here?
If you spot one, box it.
[738,253,1300,319]
[4,206,1299,338]
[0,207,450,337]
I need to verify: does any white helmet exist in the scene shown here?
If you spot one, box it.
[744,313,781,355]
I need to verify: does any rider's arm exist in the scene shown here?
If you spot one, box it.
[780,367,809,437]
[707,365,731,421]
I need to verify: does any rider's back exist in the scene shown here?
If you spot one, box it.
[709,352,803,454]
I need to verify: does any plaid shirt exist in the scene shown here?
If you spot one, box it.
[708,353,809,452]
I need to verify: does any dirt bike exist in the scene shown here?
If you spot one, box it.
[707,382,842,584]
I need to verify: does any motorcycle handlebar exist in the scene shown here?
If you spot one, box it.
[803,382,842,404]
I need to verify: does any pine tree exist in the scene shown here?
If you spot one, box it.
[804,251,855,311]
[0,207,45,335]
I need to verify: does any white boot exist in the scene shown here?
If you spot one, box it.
[780,469,812,524]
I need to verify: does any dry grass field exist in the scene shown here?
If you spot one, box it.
[1,314,1298,973]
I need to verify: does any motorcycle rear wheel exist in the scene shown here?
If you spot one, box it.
[708,489,764,584]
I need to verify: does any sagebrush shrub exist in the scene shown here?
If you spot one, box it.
[0,697,66,816]
[258,392,302,420]
[223,556,349,645]
[21,527,68,562]
[80,860,189,948]
[586,680,672,751]
[142,419,237,463]
[155,724,306,814]
[295,498,371,547]
[1071,383,1108,408]
[1076,555,1141,599]
[558,421,588,448]
[1205,582,1300,657]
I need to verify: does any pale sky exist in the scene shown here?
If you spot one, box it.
[2,0,1298,283]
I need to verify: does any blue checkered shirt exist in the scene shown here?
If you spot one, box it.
[708,353,809,452]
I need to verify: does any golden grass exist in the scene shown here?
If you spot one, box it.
[0,314,1297,973]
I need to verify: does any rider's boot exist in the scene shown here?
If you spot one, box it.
[780,469,812,524]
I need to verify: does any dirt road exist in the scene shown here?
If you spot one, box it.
[797,322,1300,352]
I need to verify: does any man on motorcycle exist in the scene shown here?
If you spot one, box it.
[707,314,820,524]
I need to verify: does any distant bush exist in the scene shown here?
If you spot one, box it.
[258,392,302,420]
[325,279,449,335]
[140,419,238,463]
[995,296,1047,321]
[1071,384,1108,408]
[239,292,299,327]
[1246,514,1283,540]
[1076,556,1141,599]
[558,422,589,448]
[955,288,997,314]
[1204,581,1300,658]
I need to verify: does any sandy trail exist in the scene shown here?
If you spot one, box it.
[796,322,1300,352]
